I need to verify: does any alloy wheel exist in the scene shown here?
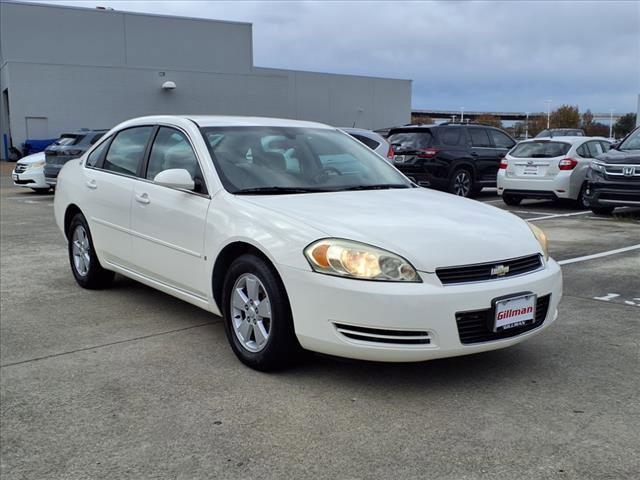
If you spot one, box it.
[231,273,272,352]
[453,171,471,197]
[71,225,91,276]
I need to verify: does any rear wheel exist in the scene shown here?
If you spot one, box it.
[449,168,474,198]
[502,194,522,206]
[574,183,590,210]
[222,254,302,371]
[67,214,114,289]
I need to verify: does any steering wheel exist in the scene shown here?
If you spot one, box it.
[314,166,342,183]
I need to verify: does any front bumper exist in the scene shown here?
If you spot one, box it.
[587,181,640,208]
[12,168,49,189]
[280,260,562,362]
[497,170,576,200]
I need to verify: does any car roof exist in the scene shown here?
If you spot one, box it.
[120,115,333,129]
[61,129,107,136]
[518,136,609,145]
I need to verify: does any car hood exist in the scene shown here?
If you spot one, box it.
[597,149,640,164]
[17,152,45,165]
[239,188,543,272]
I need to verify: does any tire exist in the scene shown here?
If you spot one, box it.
[502,194,522,206]
[67,213,114,289]
[590,205,615,215]
[222,254,302,371]
[574,183,591,210]
[31,187,51,193]
[449,168,475,198]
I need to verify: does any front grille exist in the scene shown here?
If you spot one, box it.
[334,323,431,345]
[14,164,28,173]
[456,294,551,345]
[603,163,640,180]
[436,254,542,285]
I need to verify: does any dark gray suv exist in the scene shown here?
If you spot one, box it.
[44,129,107,186]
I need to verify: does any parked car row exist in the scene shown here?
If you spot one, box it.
[11,129,106,192]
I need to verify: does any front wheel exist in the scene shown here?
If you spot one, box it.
[68,214,114,289]
[449,168,474,198]
[222,254,302,371]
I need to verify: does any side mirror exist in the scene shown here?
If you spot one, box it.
[609,142,619,150]
[153,168,195,190]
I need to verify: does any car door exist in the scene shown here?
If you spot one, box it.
[83,126,154,269]
[130,126,211,299]
[468,127,497,183]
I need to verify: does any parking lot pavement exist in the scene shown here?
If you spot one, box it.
[1,164,639,480]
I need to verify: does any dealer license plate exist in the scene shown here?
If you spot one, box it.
[493,293,536,332]
[523,165,538,175]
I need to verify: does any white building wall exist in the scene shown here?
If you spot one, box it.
[0,1,411,158]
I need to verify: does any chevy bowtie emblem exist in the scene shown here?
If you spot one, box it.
[491,265,510,277]
[623,166,635,177]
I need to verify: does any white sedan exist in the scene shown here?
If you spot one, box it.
[11,152,51,192]
[497,136,611,208]
[54,116,562,370]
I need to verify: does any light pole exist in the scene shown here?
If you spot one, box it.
[544,100,552,129]
[609,109,615,140]
[525,112,529,139]
[460,107,465,123]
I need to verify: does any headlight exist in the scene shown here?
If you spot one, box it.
[590,161,606,173]
[527,223,549,261]
[304,239,421,282]
[26,160,46,169]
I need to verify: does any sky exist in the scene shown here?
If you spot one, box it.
[22,0,640,115]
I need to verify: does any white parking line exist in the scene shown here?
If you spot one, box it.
[480,199,504,204]
[558,244,640,265]
[514,210,557,216]
[527,211,591,221]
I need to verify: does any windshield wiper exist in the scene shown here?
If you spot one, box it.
[234,186,330,195]
[341,184,412,191]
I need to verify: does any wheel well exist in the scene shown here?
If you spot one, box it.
[450,163,475,181]
[211,242,277,309]
[63,204,83,239]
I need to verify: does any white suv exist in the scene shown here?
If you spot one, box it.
[54,116,562,370]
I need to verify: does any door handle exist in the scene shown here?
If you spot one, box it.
[135,193,150,205]
[85,179,97,190]
[470,152,479,157]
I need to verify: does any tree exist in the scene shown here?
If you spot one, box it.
[526,115,548,137]
[614,113,637,138]
[586,123,610,137]
[550,105,580,128]
[411,113,434,125]
[475,114,502,129]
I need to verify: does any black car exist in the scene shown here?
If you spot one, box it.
[586,126,640,214]
[387,123,516,197]
[44,129,107,186]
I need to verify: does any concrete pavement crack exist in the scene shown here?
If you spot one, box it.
[0,321,218,369]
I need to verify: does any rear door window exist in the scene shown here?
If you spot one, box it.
[469,128,492,147]
[510,141,571,158]
[489,129,515,149]
[387,131,433,150]
[440,128,466,146]
[103,127,153,176]
[586,141,605,158]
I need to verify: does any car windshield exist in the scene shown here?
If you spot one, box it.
[200,127,412,194]
[535,129,583,138]
[618,128,640,151]
[510,141,571,158]
[387,131,433,150]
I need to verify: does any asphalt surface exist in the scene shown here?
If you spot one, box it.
[1,162,639,480]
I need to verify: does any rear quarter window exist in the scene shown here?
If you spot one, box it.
[511,141,571,158]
